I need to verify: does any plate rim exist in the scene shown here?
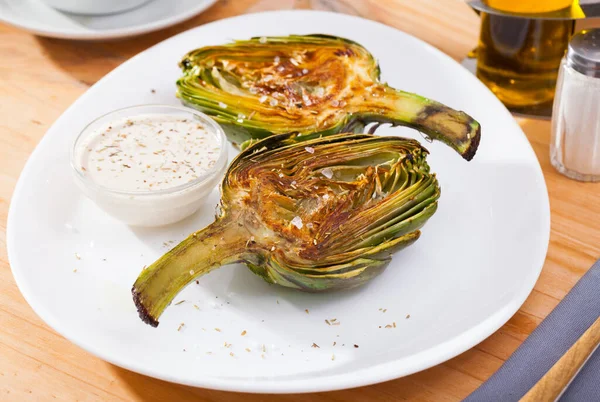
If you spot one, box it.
[0,0,218,40]
[6,9,551,393]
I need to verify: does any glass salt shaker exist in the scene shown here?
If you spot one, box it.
[551,29,600,182]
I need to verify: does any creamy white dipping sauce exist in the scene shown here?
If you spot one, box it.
[77,114,222,192]
[71,106,228,227]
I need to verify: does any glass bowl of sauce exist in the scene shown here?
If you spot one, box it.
[71,105,228,227]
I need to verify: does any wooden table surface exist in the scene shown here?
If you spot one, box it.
[1,0,599,400]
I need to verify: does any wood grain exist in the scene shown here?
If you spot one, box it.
[1,0,599,400]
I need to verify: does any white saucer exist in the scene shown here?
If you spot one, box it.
[0,0,218,40]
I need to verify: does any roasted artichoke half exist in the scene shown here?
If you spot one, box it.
[133,132,443,327]
[177,34,480,160]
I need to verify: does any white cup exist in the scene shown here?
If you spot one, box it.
[43,0,151,15]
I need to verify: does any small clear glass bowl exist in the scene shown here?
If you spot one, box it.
[70,105,228,227]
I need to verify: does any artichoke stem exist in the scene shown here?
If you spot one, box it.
[360,86,481,161]
[132,218,244,327]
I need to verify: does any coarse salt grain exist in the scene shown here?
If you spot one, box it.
[305,146,314,154]
[291,216,303,229]
[322,168,334,179]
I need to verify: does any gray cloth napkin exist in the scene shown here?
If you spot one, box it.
[465,259,600,402]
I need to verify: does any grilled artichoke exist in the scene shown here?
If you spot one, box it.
[133,132,443,327]
[177,34,480,160]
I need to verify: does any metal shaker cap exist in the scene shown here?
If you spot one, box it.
[567,29,600,77]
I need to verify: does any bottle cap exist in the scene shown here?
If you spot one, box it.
[567,29,600,77]
[467,0,593,20]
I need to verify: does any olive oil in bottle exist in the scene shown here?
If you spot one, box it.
[475,0,575,110]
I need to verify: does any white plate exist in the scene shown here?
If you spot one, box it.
[7,11,550,393]
[0,0,217,40]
